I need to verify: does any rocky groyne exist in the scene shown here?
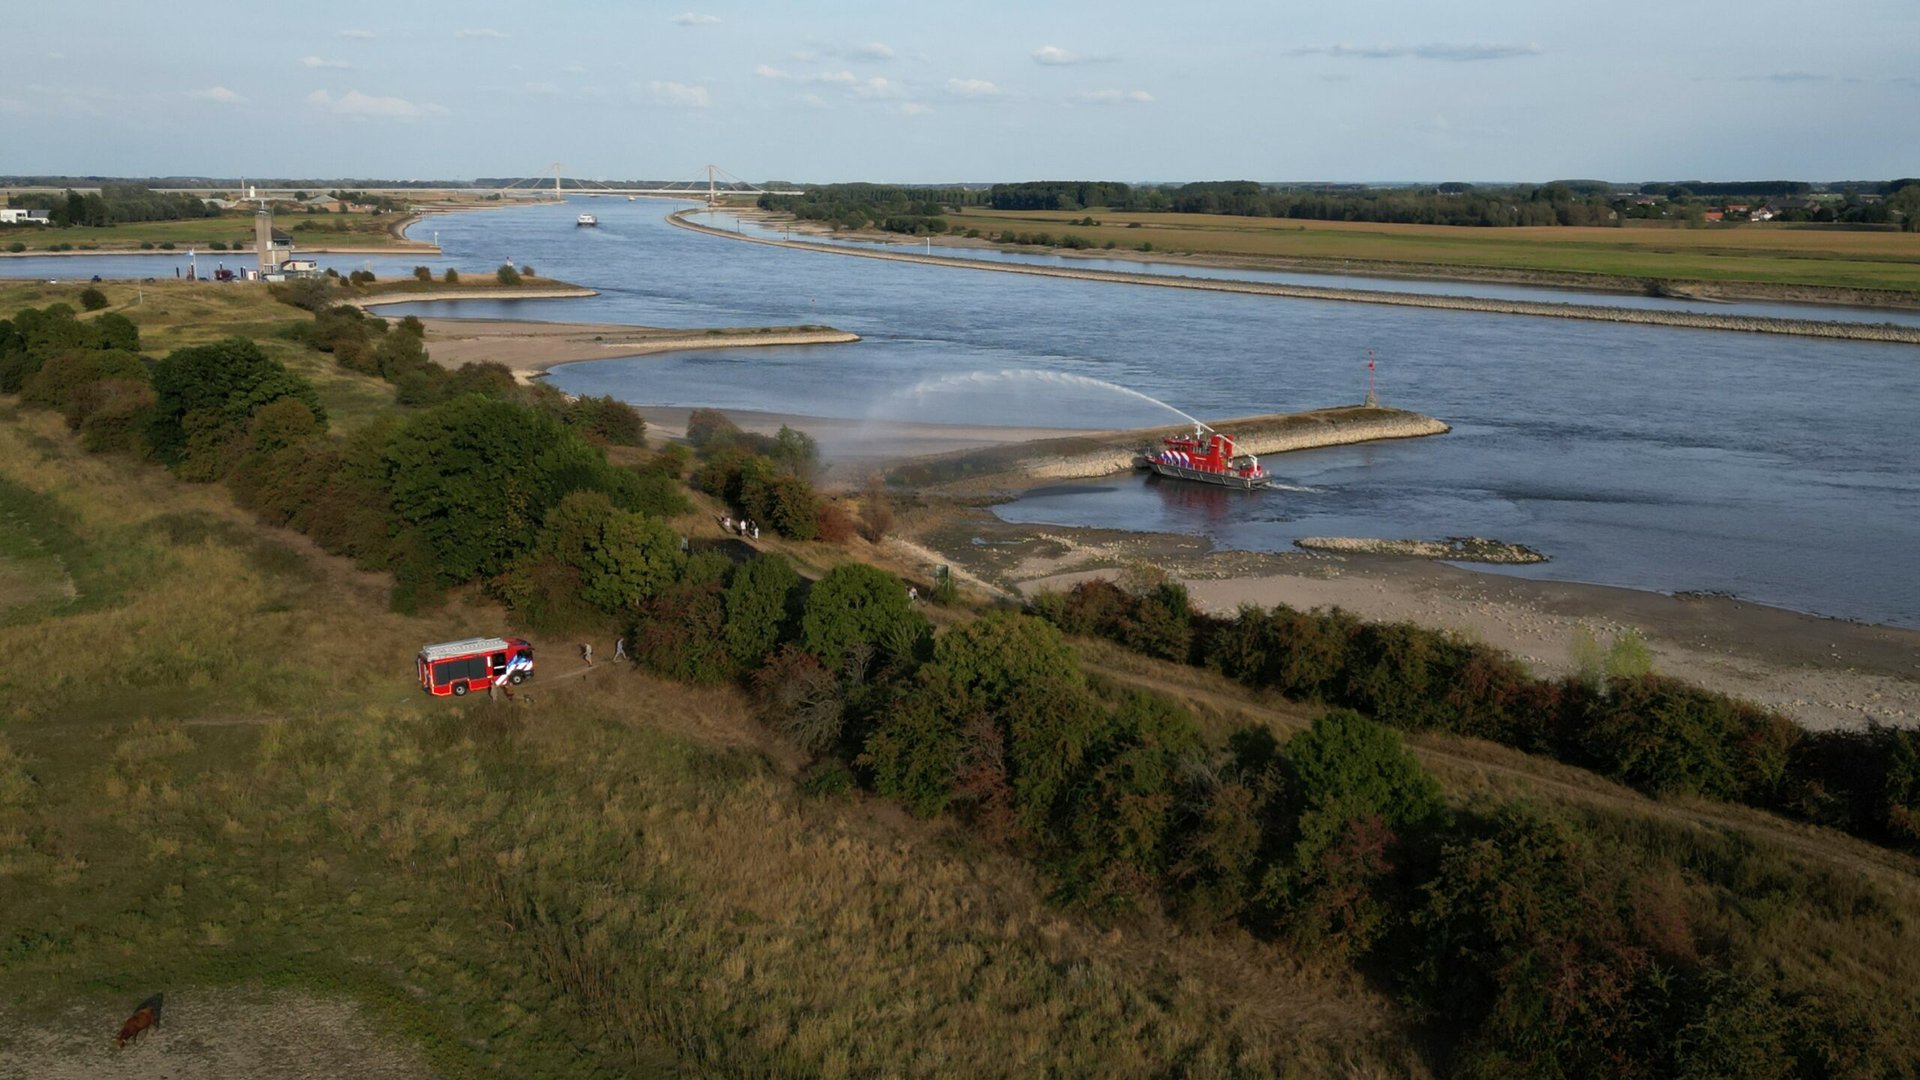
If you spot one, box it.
[1295,536,1548,564]
[670,211,1920,345]
[888,405,1448,491]
[359,286,599,307]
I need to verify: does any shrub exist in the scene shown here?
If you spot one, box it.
[724,554,802,667]
[631,579,735,685]
[1411,802,1681,1077]
[751,644,844,754]
[77,286,109,311]
[801,564,930,671]
[145,337,327,469]
[686,407,743,450]
[442,268,460,284]
[413,265,432,281]
[815,503,857,544]
[496,263,521,285]
[565,394,645,446]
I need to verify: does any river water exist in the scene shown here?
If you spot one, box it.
[9,198,1918,627]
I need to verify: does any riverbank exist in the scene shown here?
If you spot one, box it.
[739,206,1920,311]
[900,507,1920,733]
[410,316,860,384]
[677,211,1920,343]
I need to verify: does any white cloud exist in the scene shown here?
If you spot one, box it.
[300,56,352,69]
[339,29,375,41]
[1072,88,1153,105]
[946,78,1003,98]
[897,102,932,116]
[809,70,857,85]
[801,92,829,109]
[455,28,508,40]
[673,12,721,26]
[190,85,246,104]
[645,80,710,107]
[850,42,895,60]
[306,88,445,119]
[851,77,899,99]
[1033,45,1081,65]
[754,64,788,79]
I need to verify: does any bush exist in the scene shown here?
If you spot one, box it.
[442,268,460,284]
[145,337,327,470]
[800,563,930,671]
[815,503,857,544]
[751,645,845,755]
[565,394,645,446]
[413,265,432,281]
[77,286,109,311]
[496,263,521,285]
[724,554,801,667]
[631,578,735,685]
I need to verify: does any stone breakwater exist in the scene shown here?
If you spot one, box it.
[888,406,1448,491]
[1295,536,1549,564]
[359,286,599,307]
[670,211,1920,345]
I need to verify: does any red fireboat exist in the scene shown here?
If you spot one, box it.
[1145,425,1271,489]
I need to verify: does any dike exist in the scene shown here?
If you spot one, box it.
[669,211,1920,345]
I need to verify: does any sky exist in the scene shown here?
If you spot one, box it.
[3,0,1916,184]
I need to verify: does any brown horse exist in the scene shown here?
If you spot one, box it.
[115,993,164,1047]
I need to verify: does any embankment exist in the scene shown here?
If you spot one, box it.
[670,211,1920,345]
[888,405,1447,492]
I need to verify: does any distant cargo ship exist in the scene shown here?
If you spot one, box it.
[576,213,598,227]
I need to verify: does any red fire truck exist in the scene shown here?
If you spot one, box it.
[417,637,535,697]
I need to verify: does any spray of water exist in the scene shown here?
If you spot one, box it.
[883,368,1210,430]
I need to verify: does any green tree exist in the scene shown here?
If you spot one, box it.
[496,263,522,285]
[77,286,108,312]
[800,563,929,670]
[145,337,327,468]
[724,554,802,666]
[384,395,622,582]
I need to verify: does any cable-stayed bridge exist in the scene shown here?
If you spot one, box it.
[493,164,802,204]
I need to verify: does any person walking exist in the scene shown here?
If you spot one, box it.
[613,636,628,661]
[581,642,594,668]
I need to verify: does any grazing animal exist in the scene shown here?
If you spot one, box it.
[115,993,164,1047]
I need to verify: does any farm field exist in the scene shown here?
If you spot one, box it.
[947,208,1920,295]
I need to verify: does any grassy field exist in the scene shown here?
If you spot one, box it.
[5,278,1919,1075]
[0,212,423,253]
[947,208,1920,294]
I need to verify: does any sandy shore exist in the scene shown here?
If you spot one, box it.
[412,317,860,384]
[908,510,1920,733]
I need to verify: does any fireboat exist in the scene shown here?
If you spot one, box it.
[1145,424,1271,489]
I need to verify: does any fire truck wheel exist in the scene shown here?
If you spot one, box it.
[509,672,526,685]
[452,683,468,696]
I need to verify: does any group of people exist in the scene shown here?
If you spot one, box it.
[720,515,761,540]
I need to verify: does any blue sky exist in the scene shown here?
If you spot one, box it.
[3,0,1915,183]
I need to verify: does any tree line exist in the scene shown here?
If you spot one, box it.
[8,183,221,227]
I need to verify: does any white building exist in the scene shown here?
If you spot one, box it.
[0,208,51,225]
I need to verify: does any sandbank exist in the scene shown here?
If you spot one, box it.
[411,317,859,384]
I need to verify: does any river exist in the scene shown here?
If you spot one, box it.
[9,197,1918,627]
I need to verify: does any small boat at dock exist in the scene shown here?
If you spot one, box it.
[1145,425,1271,489]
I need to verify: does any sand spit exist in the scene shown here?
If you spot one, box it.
[671,211,1920,345]
[409,316,861,384]
[359,285,599,307]
[889,405,1449,492]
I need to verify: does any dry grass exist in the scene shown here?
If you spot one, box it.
[0,407,1424,1077]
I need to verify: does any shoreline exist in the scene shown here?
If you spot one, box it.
[734,207,1920,314]
[901,507,1920,732]
[673,211,1920,344]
